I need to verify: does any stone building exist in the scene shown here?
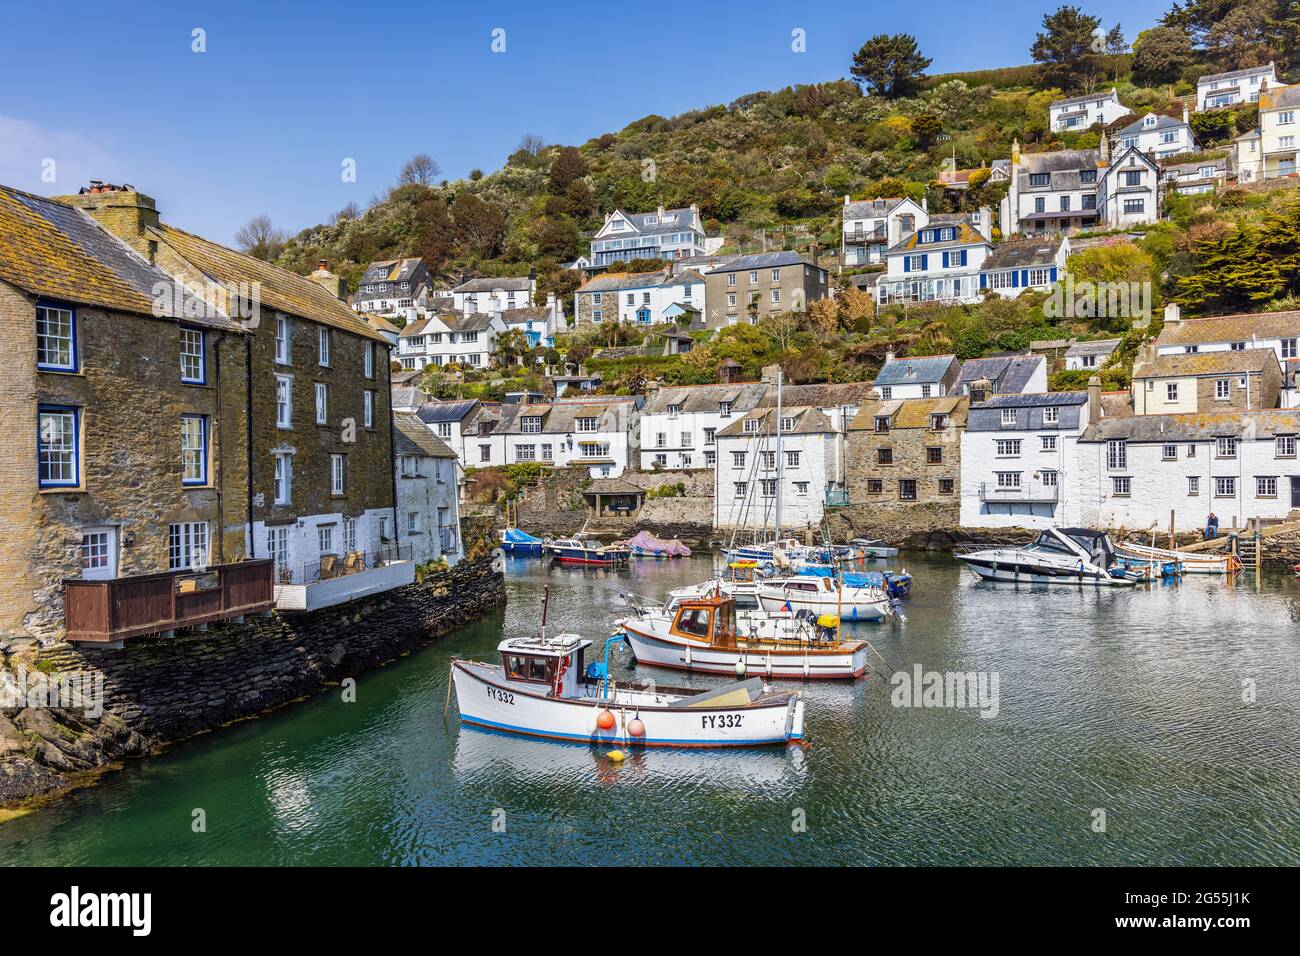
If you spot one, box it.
[1131,347,1282,414]
[702,251,828,329]
[57,183,397,589]
[0,184,251,640]
[845,397,969,525]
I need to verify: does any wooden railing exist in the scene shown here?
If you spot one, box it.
[63,560,275,644]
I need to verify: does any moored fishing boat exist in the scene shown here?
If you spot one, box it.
[545,536,630,566]
[499,527,545,556]
[618,592,871,680]
[1116,540,1241,575]
[757,575,893,620]
[451,631,805,747]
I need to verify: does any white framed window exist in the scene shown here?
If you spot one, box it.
[995,471,1021,489]
[330,453,346,495]
[743,419,760,433]
[1001,409,1016,426]
[37,405,80,487]
[315,382,328,424]
[80,528,116,580]
[364,390,375,428]
[273,452,292,505]
[318,525,334,555]
[759,478,777,498]
[575,416,598,433]
[1041,435,1057,451]
[995,439,1022,456]
[1276,435,1296,458]
[719,402,732,418]
[364,342,374,379]
[515,444,536,462]
[786,450,800,468]
[276,375,292,428]
[181,414,208,485]
[406,511,420,534]
[318,327,331,367]
[1162,444,1177,460]
[1112,476,1131,496]
[1216,437,1237,458]
[1041,470,1058,487]
[760,450,776,470]
[180,327,205,383]
[1214,476,1236,497]
[1257,476,1278,497]
[37,304,78,371]
[521,416,542,434]
[733,481,747,498]
[1166,382,1179,401]
[168,521,209,571]
[1187,476,1199,495]
[1107,440,1127,470]
[275,315,291,364]
[771,289,781,304]
[731,451,746,467]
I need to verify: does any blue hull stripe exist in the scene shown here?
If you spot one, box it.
[461,713,796,747]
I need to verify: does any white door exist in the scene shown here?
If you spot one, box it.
[80,527,118,580]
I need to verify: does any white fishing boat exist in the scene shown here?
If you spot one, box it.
[452,634,805,747]
[955,528,1138,586]
[619,592,872,680]
[756,575,892,621]
[1116,540,1241,575]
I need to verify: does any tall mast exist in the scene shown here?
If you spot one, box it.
[774,366,783,540]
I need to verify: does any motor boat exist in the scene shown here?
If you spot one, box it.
[955,528,1138,586]
[499,527,544,556]
[545,537,629,566]
[795,565,913,599]
[757,575,893,621]
[618,592,871,680]
[724,538,811,564]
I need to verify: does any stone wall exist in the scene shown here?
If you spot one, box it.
[0,554,505,808]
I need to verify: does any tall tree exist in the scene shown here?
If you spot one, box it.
[547,146,589,194]
[1130,25,1195,84]
[1031,5,1104,91]
[234,214,285,261]
[450,193,507,259]
[849,34,932,98]
[398,153,441,186]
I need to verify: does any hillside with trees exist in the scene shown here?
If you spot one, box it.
[242,0,1299,397]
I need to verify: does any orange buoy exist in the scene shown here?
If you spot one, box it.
[596,709,616,731]
[627,718,646,738]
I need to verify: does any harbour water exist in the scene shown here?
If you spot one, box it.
[2,552,1298,865]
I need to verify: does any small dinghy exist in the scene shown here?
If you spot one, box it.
[1116,540,1241,575]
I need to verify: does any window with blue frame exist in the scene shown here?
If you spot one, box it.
[181,414,209,485]
[637,308,652,324]
[36,303,77,371]
[180,327,206,383]
[38,405,80,487]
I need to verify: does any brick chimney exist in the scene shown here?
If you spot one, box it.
[57,182,160,262]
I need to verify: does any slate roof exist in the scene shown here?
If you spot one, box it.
[367,315,402,335]
[583,477,645,496]
[982,238,1062,271]
[1065,337,1121,358]
[415,399,481,424]
[706,251,819,273]
[577,269,702,293]
[1082,408,1300,443]
[1156,312,1300,347]
[886,218,987,255]
[843,197,907,220]
[600,207,698,240]
[874,354,959,386]
[156,223,386,341]
[1199,63,1275,85]
[971,391,1087,409]
[642,381,768,416]
[957,354,1045,393]
[767,381,880,408]
[1117,113,1191,136]
[1133,348,1279,378]
[0,186,243,331]
[453,276,531,293]
[849,396,969,431]
[715,406,834,438]
[1015,149,1104,191]
[1260,84,1300,111]
[394,412,456,458]
[1052,88,1120,108]
[497,396,637,435]
[360,257,424,284]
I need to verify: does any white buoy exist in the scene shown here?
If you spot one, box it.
[735,659,747,677]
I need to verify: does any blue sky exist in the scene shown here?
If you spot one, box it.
[0,0,1169,245]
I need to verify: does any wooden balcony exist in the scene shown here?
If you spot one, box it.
[63,560,275,646]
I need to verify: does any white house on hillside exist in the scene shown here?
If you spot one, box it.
[877,210,993,304]
[1049,88,1128,132]
[1198,62,1275,111]
[397,312,507,370]
[639,381,768,470]
[872,353,962,400]
[492,396,642,478]
[1114,110,1198,160]
[587,205,714,268]
[841,196,927,266]
[452,276,534,313]
[573,268,706,327]
[713,407,844,532]
[978,236,1070,298]
[1235,83,1300,182]
[1000,140,1159,236]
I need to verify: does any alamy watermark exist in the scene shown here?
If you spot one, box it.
[152,276,262,324]
[0,664,104,718]
[890,664,1000,718]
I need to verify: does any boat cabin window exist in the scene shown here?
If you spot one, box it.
[1030,532,1076,556]
[675,607,712,637]
[504,654,553,683]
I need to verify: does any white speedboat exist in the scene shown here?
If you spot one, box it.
[452,632,805,747]
[756,575,892,621]
[955,528,1137,586]
[619,592,871,680]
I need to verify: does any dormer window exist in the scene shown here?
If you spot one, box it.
[667,404,681,418]
[743,419,760,433]
[719,401,732,418]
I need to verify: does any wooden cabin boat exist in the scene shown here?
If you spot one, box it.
[619,593,871,680]
[757,575,893,621]
[1116,540,1241,575]
[451,632,805,748]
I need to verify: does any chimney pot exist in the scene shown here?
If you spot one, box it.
[1088,376,1102,425]
[1164,302,1181,324]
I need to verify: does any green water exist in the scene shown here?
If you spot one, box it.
[2,553,1298,865]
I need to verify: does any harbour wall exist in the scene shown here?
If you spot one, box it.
[0,546,505,810]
